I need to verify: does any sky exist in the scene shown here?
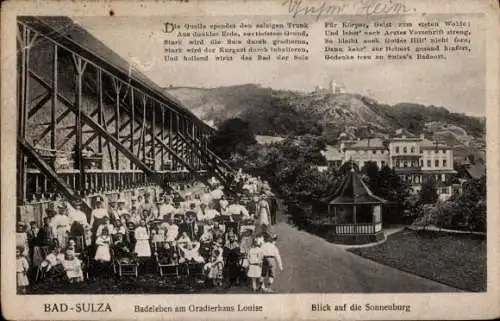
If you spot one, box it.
[75,14,486,116]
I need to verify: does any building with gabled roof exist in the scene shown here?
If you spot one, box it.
[323,132,456,200]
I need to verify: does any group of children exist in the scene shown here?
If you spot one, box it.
[16,175,284,293]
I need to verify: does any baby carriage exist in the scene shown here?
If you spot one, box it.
[112,246,139,278]
[239,218,255,235]
[204,259,224,288]
[154,242,184,278]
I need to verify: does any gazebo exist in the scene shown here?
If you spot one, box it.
[327,167,386,244]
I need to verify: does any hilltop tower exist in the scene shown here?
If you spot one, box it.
[329,79,345,94]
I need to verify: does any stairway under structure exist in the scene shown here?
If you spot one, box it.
[16,16,235,214]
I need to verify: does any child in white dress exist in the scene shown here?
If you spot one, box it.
[62,250,84,283]
[134,220,151,258]
[203,249,224,287]
[94,228,111,262]
[247,238,264,291]
[16,246,29,293]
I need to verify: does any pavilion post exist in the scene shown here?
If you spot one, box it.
[372,205,376,233]
[352,204,357,234]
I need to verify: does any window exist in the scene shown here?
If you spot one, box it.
[396,160,400,167]
[404,160,408,168]
[420,160,424,167]
[427,160,431,167]
[435,150,438,154]
[381,161,385,166]
[372,150,376,154]
[442,149,446,154]
[435,159,439,167]
[443,159,447,167]
[381,150,385,154]
[395,146,399,153]
[410,147,415,153]
[441,187,448,194]
[403,147,407,153]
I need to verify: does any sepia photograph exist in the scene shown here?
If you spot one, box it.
[2,1,499,320]
[14,13,487,295]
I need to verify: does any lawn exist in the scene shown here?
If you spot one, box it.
[348,229,487,292]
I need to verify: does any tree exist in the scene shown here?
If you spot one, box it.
[361,161,380,189]
[419,177,439,204]
[211,118,257,160]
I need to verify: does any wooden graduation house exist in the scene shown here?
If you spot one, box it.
[16,16,236,218]
[328,167,386,244]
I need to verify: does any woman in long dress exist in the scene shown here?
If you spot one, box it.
[134,220,151,258]
[51,203,71,249]
[255,195,271,236]
[90,198,109,245]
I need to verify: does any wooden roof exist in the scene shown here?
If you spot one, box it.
[329,168,386,205]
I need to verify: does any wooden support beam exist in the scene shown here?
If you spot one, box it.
[17,24,29,203]
[55,90,152,174]
[97,69,103,154]
[82,114,116,148]
[28,92,51,119]
[29,71,72,143]
[18,137,92,214]
[161,106,165,169]
[28,68,156,176]
[141,96,146,161]
[112,78,122,170]
[50,44,58,149]
[151,101,156,170]
[130,89,135,169]
[73,54,87,191]
[57,109,100,149]
[169,111,173,169]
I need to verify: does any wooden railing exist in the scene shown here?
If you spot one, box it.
[26,169,152,199]
[26,168,209,201]
[335,223,381,235]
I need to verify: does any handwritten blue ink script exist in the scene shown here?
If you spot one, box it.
[282,0,416,20]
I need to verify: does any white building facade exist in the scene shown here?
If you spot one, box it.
[325,135,456,200]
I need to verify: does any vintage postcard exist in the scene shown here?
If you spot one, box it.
[1,0,499,320]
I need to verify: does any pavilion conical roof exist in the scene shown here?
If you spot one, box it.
[329,168,386,205]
